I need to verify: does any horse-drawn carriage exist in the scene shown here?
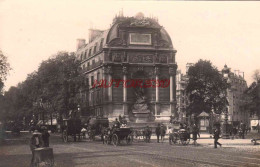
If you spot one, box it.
[168,122,190,145]
[134,127,152,143]
[103,127,133,146]
[84,117,109,141]
[61,118,82,142]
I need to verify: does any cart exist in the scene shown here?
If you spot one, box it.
[104,127,133,146]
[32,147,54,167]
[169,129,190,145]
[85,117,109,141]
[61,118,82,142]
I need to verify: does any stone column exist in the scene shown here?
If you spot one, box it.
[169,64,177,117]
[102,65,113,117]
[154,66,160,116]
[122,66,128,115]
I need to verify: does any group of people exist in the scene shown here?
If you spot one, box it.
[229,122,249,139]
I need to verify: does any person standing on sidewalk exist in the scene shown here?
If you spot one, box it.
[155,124,161,143]
[192,124,199,146]
[30,130,43,167]
[41,126,50,147]
[213,128,222,148]
[160,124,166,143]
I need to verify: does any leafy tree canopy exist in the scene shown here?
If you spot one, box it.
[0,50,11,94]
[186,60,229,116]
[0,51,81,123]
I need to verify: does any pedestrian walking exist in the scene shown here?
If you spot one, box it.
[160,124,166,143]
[30,130,43,167]
[192,124,199,146]
[155,124,161,143]
[213,128,222,148]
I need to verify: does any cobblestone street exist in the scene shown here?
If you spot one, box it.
[1,133,260,167]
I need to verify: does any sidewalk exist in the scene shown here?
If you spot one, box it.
[149,134,255,146]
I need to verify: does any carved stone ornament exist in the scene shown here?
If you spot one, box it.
[103,66,112,75]
[129,54,153,63]
[154,66,160,75]
[122,66,128,75]
[158,40,170,48]
[108,38,123,46]
[130,18,151,27]
[159,55,168,63]
[112,52,122,62]
[137,66,144,71]
[169,67,175,76]
[169,64,177,75]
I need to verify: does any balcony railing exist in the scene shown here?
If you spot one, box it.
[81,60,103,73]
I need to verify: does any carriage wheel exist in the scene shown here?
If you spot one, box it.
[173,135,178,144]
[126,134,133,145]
[181,138,190,145]
[112,134,119,146]
[62,131,68,142]
[88,131,95,141]
[104,135,110,145]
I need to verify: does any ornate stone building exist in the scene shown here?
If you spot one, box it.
[222,65,249,126]
[75,13,177,123]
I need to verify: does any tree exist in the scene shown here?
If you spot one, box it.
[0,50,11,94]
[0,51,81,126]
[186,60,229,117]
[252,69,260,82]
[244,79,260,132]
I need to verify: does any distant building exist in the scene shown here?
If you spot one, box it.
[222,65,249,126]
[176,63,192,123]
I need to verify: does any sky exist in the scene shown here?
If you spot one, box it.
[0,0,260,91]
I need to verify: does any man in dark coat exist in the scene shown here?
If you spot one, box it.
[155,124,161,143]
[41,126,50,147]
[30,130,43,167]
[160,124,166,142]
[213,128,222,148]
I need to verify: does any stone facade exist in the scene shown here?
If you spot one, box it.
[222,65,249,126]
[75,13,177,123]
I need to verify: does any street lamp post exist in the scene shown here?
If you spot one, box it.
[77,104,81,118]
[222,65,230,139]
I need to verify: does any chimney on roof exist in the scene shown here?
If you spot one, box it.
[76,39,86,50]
[239,71,245,79]
[89,29,103,43]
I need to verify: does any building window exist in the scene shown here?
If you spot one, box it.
[129,33,151,45]
[88,48,92,57]
[94,43,97,54]
[83,64,85,69]
[84,50,87,59]
[91,76,94,87]
[80,53,83,61]
[99,38,104,50]
[97,72,100,82]
[92,59,95,65]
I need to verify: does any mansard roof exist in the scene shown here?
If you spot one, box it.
[76,14,174,54]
